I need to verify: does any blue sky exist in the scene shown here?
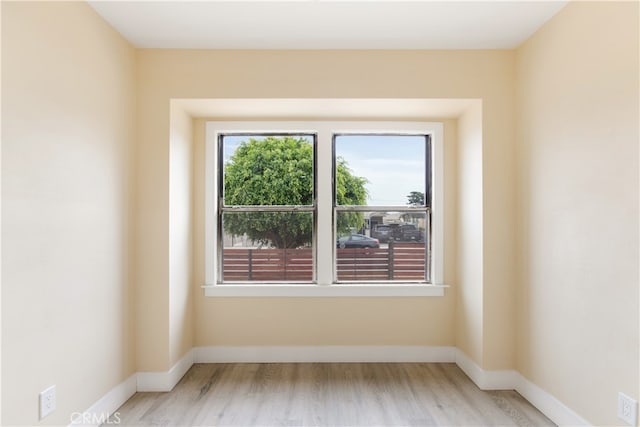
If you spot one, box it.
[335,135,426,206]
[223,134,427,206]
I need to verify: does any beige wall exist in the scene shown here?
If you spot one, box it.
[135,49,517,370]
[455,102,484,364]
[1,2,4,423]
[134,48,170,372]
[1,2,136,425]
[169,104,194,365]
[515,2,639,425]
[192,117,458,347]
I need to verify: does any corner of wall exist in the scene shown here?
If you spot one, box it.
[169,102,196,367]
[455,102,484,367]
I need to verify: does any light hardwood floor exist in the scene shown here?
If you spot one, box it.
[113,363,555,426]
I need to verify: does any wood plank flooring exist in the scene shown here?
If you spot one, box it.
[113,363,555,426]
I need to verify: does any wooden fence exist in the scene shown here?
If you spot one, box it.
[223,248,314,281]
[222,243,425,281]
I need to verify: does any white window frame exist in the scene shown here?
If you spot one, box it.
[204,121,445,297]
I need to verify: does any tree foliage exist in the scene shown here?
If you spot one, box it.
[223,136,368,248]
[335,157,369,236]
[403,191,426,223]
[407,191,425,206]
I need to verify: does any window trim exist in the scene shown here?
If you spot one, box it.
[204,121,445,297]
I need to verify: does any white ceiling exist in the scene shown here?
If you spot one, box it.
[88,1,568,50]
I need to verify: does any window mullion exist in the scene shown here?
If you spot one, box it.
[335,206,428,212]
[221,206,315,213]
[316,127,333,286]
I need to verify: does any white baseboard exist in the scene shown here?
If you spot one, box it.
[454,349,590,426]
[454,348,518,390]
[514,372,591,426]
[74,345,590,427]
[68,374,136,427]
[194,345,456,363]
[136,349,195,392]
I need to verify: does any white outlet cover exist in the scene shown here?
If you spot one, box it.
[39,385,56,419]
[618,392,638,426]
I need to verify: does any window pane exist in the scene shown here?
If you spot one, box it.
[335,135,427,206]
[222,211,313,282]
[222,134,314,206]
[336,211,428,282]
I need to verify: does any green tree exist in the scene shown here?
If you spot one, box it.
[335,157,369,236]
[224,136,368,248]
[407,191,425,206]
[403,191,426,224]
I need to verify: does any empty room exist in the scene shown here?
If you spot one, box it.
[2,1,638,426]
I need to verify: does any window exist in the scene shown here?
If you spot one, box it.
[334,134,431,283]
[218,134,316,283]
[205,122,444,297]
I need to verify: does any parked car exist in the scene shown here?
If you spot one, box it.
[392,223,424,242]
[371,224,392,242]
[336,234,380,249]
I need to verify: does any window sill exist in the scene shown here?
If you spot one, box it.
[202,284,447,297]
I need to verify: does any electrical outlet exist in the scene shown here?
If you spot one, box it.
[39,385,56,419]
[618,392,638,426]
